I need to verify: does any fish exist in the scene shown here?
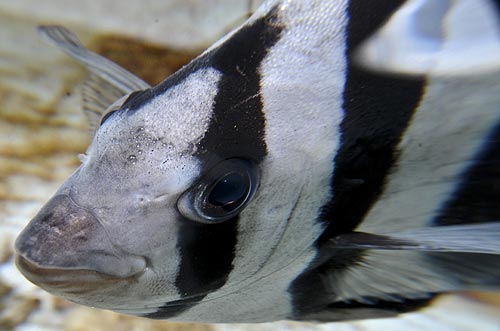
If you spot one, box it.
[14,0,500,323]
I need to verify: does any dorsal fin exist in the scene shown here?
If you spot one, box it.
[81,73,131,134]
[37,25,150,91]
[37,25,151,134]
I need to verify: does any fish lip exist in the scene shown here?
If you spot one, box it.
[14,193,148,281]
[15,253,142,293]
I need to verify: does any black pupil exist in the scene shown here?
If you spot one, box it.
[208,173,248,211]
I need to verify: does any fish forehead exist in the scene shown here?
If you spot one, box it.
[139,68,222,154]
[96,67,222,160]
[72,68,222,201]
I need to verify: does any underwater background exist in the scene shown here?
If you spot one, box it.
[0,0,499,330]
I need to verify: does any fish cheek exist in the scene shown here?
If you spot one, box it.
[68,153,179,251]
[102,200,183,256]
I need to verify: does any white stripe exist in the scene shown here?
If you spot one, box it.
[177,0,350,322]
[355,0,500,75]
[359,70,500,233]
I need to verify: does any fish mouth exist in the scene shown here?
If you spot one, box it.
[14,193,147,297]
[15,253,141,295]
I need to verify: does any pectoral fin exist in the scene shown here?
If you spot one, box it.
[331,222,500,255]
[291,223,500,321]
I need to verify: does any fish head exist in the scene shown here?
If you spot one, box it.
[15,53,319,321]
[14,3,342,321]
[14,68,228,301]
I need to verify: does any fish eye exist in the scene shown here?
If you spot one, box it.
[177,159,260,223]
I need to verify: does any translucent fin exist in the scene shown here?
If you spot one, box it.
[325,249,500,306]
[354,0,500,76]
[81,73,131,134]
[315,222,500,310]
[38,25,150,92]
[331,222,500,255]
[38,25,151,134]
[385,222,500,255]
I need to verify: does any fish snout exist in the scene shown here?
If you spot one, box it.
[15,194,146,293]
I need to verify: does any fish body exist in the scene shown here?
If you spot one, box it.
[15,0,500,323]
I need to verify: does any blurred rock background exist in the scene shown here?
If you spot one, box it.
[0,1,498,330]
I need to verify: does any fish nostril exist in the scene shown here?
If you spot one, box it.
[34,210,67,229]
[38,212,53,224]
[73,231,89,243]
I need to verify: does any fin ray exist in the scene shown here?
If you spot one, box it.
[37,25,150,92]
[38,25,151,135]
[326,249,500,306]
[296,224,500,318]
[81,73,130,134]
[331,222,500,255]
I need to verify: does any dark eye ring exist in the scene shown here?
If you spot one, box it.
[177,159,260,224]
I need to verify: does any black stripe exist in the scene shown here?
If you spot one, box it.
[434,120,500,226]
[429,112,500,295]
[290,0,429,319]
[195,8,283,163]
[127,10,282,163]
[318,0,426,243]
[493,0,500,18]
[175,219,238,295]
[144,295,205,320]
[144,7,283,319]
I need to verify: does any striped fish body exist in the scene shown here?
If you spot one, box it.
[15,0,500,323]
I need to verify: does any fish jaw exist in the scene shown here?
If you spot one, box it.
[14,193,147,295]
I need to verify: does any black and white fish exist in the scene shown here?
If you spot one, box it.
[15,0,500,323]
